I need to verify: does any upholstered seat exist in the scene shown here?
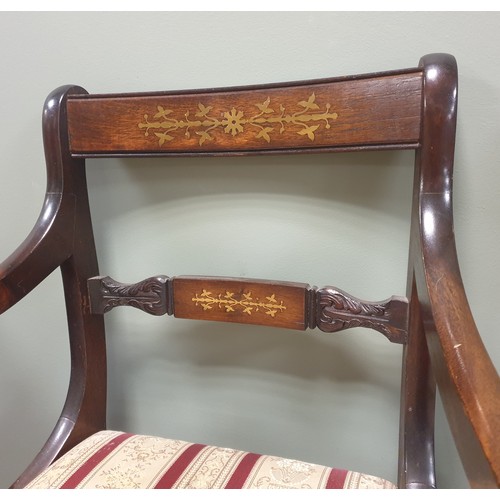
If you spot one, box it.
[25,431,395,489]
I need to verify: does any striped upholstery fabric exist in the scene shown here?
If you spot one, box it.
[26,430,396,489]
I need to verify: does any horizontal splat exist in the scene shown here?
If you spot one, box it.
[87,275,408,344]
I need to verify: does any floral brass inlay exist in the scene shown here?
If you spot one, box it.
[192,289,286,317]
[138,93,338,146]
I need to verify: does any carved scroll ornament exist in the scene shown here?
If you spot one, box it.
[88,275,170,316]
[316,287,408,344]
[87,275,408,343]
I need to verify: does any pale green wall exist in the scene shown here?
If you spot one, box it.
[0,11,498,489]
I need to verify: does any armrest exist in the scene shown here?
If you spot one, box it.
[0,192,73,314]
[412,54,500,487]
[1,85,86,315]
[416,192,500,488]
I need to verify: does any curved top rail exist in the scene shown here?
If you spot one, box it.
[66,68,423,157]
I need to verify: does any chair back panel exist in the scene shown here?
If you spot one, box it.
[6,54,500,489]
[67,70,422,156]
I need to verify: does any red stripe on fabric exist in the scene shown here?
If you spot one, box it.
[60,432,133,489]
[326,468,349,489]
[154,443,206,489]
[224,452,261,489]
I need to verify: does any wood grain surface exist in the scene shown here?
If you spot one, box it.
[67,72,422,155]
[172,276,309,330]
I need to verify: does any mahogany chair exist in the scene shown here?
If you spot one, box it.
[1,53,498,489]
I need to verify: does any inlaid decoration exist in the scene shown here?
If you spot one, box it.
[192,289,286,317]
[138,93,338,146]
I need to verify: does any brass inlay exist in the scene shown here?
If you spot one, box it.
[138,93,338,146]
[192,289,286,317]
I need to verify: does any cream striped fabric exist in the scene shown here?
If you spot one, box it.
[26,430,396,489]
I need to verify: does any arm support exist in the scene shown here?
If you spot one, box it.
[414,53,500,487]
[0,193,73,314]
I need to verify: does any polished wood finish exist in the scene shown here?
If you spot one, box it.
[316,287,407,344]
[2,86,107,488]
[173,276,309,330]
[410,54,500,488]
[398,277,436,488]
[1,54,498,489]
[87,275,407,341]
[67,71,422,155]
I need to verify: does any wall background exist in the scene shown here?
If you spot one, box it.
[0,11,498,489]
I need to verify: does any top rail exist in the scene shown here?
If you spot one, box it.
[67,69,422,157]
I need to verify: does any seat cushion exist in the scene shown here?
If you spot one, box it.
[26,430,396,489]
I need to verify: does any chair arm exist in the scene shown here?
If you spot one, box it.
[416,192,500,488]
[0,192,73,314]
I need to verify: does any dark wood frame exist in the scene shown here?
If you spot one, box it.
[0,53,498,489]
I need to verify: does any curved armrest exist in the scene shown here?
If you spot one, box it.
[1,86,86,315]
[412,54,500,487]
[0,192,73,314]
[417,192,500,488]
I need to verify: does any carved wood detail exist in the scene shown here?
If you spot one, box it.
[88,275,170,315]
[316,287,408,343]
[87,275,408,343]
